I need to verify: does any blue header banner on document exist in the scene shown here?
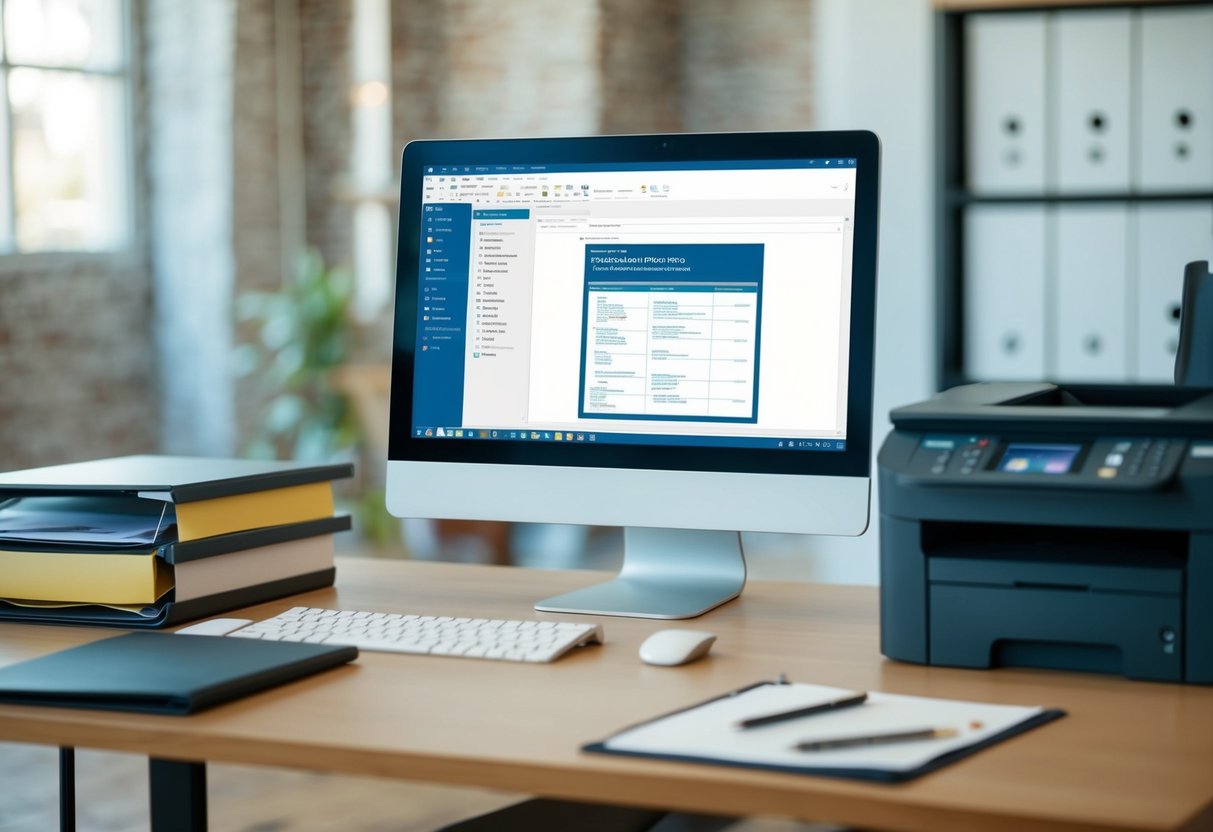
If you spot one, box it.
[584,243,765,284]
[413,203,471,431]
[579,244,765,424]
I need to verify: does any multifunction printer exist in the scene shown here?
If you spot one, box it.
[878,382,1213,684]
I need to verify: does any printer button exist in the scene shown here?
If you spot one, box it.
[1105,453,1125,467]
[1098,467,1118,479]
[1114,440,1132,453]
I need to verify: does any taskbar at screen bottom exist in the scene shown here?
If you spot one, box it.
[411,426,846,452]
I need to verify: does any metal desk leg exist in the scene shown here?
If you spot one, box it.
[148,758,207,832]
[59,747,75,832]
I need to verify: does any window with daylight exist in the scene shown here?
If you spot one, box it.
[0,0,131,253]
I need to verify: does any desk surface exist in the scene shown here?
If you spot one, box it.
[0,558,1211,832]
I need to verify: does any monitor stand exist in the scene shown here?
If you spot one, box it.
[534,527,746,619]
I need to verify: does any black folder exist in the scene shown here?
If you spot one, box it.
[0,632,358,715]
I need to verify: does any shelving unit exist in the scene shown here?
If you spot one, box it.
[934,0,1213,389]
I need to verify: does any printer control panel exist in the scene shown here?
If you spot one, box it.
[909,435,1187,489]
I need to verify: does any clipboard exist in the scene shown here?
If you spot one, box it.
[583,680,1066,783]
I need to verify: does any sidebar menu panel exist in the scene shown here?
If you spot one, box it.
[413,202,471,431]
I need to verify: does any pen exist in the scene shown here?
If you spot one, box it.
[737,691,868,730]
[794,726,959,752]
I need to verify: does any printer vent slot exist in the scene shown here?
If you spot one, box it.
[1012,580,1091,592]
[992,639,1124,676]
[921,521,1186,568]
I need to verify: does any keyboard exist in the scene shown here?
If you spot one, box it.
[226,607,605,663]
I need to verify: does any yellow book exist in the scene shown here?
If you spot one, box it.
[172,481,334,540]
[0,549,172,606]
[0,516,348,606]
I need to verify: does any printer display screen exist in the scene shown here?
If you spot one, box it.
[997,443,1083,475]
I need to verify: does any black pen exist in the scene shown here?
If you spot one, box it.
[794,726,959,752]
[736,691,868,730]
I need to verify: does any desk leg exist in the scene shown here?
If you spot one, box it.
[148,758,207,832]
[59,747,75,832]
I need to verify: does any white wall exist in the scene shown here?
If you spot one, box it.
[744,0,935,585]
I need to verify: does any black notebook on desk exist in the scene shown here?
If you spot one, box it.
[0,632,358,715]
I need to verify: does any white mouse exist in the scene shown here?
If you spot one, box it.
[639,629,717,666]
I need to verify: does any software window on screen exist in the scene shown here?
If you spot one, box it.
[413,160,857,452]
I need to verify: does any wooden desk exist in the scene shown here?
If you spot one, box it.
[0,558,1211,832]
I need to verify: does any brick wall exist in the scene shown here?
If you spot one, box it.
[682,0,815,132]
[0,255,157,469]
[599,0,684,135]
[438,1,602,138]
[231,0,286,449]
[300,0,353,271]
[232,0,284,297]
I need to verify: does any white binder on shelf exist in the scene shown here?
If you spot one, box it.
[965,13,1047,195]
[964,205,1048,381]
[1135,7,1213,193]
[1053,205,1130,382]
[1050,10,1132,194]
[1134,203,1213,383]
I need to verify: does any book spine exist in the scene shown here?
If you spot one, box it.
[165,516,351,564]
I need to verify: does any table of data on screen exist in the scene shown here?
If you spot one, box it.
[578,244,763,423]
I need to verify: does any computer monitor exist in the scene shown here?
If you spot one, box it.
[387,131,880,619]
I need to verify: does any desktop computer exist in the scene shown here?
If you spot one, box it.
[386,131,881,618]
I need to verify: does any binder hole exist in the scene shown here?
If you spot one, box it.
[1170,303,1183,321]
[1003,116,1020,135]
[1176,109,1192,129]
[1004,148,1021,167]
[1088,145,1104,164]
[1083,334,1102,355]
[1002,333,1020,354]
[1167,337,1178,355]
[1088,112,1106,133]
[1175,142,1190,159]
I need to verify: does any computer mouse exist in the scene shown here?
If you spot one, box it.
[638,629,717,666]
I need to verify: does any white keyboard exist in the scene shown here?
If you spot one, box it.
[227,606,605,663]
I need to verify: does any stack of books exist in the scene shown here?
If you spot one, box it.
[0,455,353,628]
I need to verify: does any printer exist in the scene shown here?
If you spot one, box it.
[877,382,1213,684]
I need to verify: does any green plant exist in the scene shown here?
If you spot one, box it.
[233,249,359,462]
[234,249,400,548]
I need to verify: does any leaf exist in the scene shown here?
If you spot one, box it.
[265,394,305,433]
[230,343,262,378]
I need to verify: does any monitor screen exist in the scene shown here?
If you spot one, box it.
[393,137,874,478]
